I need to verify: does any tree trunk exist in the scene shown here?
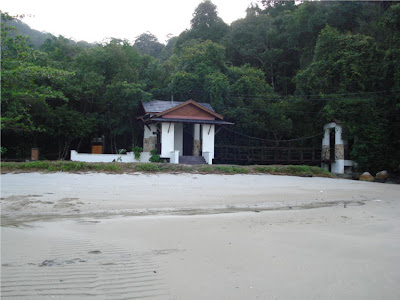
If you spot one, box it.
[76,137,84,152]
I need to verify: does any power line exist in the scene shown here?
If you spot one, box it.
[225,106,400,116]
[229,95,379,102]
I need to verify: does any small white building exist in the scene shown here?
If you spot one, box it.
[321,122,354,174]
[138,99,233,164]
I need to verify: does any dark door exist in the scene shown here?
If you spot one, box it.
[330,130,335,161]
[156,124,161,154]
[183,124,194,156]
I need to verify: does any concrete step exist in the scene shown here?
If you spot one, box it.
[179,156,206,165]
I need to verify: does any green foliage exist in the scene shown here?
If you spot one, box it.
[295,26,382,95]
[149,149,161,163]
[134,32,165,59]
[253,165,332,177]
[1,161,121,172]
[132,146,143,160]
[175,0,228,48]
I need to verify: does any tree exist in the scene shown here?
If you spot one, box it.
[134,32,165,59]
[175,0,228,49]
[1,12,72,134]
[169,40,227,101]
[295,26,382,95]
[103,82,151,153]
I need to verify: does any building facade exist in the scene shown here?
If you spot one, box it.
[138,100,233,164]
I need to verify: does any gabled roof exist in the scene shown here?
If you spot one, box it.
[139,99,233,125]
[154,100,223,120]
[142,100,214,114]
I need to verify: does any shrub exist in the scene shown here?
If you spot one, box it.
[132,146,143,160]
[149,149,161,163]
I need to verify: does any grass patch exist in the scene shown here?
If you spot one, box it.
[1,161,122,172]
[135,163,166,172]
[1,161,333,178]
[214,165,250,174]
[198,165,249,174]
[253,164,332,177]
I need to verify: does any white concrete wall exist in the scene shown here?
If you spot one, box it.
[203,152,213,165]
[323,122,337,130]
[331,160,345,174]
[170,150,180,164]
[144,123,157,138]
[322,128,330,146]
[174,123,183,154]
[161,122,175,158]
[140,152,151,163]
[335,125,344,145]
[202,124,215,161]
[71,150,150,163]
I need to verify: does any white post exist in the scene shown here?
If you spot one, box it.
[161,122,175,158]
[174,123,183,154]
[203,152,213,165]
[201,124,215,164]
[331,124,345,174]
[170,150,180,164]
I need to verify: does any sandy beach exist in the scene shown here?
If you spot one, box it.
[1,172,400,299]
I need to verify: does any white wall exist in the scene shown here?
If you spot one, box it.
[202,124,215,160]
[170,150,179,164]
[144,123,157,138]
[174,123,183,154]
[331,160,345,174]
[71,150,150,163]
[161,122,175,158]
[322,128,330,146]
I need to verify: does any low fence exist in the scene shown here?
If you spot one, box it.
[70,150,150,163]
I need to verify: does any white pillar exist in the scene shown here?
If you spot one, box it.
[332,124,345,174]
[174,123,183,154]
[161,122,175,158]
[170,150,179,164]
[202,124,214,163]
[322,128,330,147]
[335,125,344,145]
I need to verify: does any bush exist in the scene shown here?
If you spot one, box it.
[132,146,143,160]
[149,149,161,163]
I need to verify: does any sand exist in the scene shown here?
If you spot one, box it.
[1,172,400,299]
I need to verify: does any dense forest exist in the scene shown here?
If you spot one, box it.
[1,0,399,173]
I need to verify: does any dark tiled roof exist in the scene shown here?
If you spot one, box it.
[142,100,214,114]
[151,118,233,125]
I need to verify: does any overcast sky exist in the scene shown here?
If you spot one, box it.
[2,0,255,44]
